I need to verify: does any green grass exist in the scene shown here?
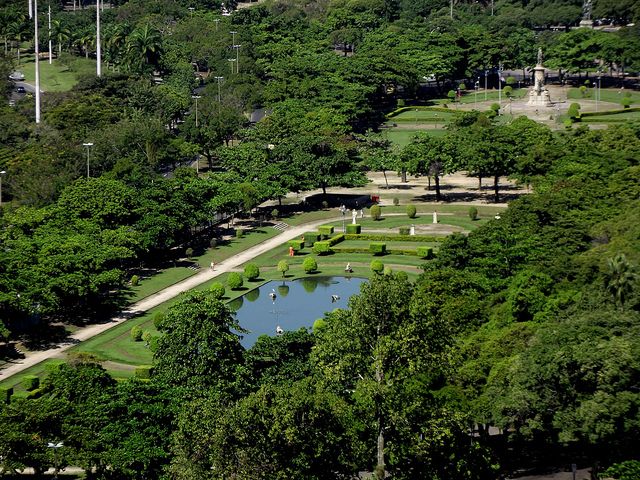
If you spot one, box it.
[325,213,488,232]
[581,110,640,123]
[385,128,448,147]
[391,110,458,122]
[20,53,96,92]
[0,359,66,392]
[432,88,527,105]
[567,87,640,105]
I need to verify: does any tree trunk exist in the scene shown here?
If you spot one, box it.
[493,174,500,203]
[376,424,385,479]
[427,175,431,190]
[478,175,482,190]
[382,170,389,189]
[401,168,407,183]
[434,174,441,201]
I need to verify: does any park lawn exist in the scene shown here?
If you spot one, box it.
[567,87,640,105]
[582,110,640,123]
[21,54,95,92]
[432,88,527,105]
[331,240,440,250]
[385,128,447,147]
[378,204,505,216]
[390,109,458,122]
[324,214,477,231]
[0,359,65,393]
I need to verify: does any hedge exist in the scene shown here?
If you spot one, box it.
[346,224,361,234]
[327,234,345,246]
[370,259,384,273]
[580,107,640,118]
[399,227,410,235]
[417,246,434,259]
[135,365,154,379]
[0,387,13,404]
[23,375,40,391]
[288,239,304,251]
[345,234,442,242]
[227,272,244,290]
[388,248,420,256]
[27,388,44,399]
[304,232,320,244]
[318,225,335,237]
[370,242,386,255]
[312,241,332,255]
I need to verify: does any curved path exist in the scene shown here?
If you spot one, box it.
[0,217,344,382]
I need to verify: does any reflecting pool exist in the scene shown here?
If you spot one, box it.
[229,276,366,348]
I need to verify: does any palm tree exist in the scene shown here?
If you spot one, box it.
[605,254,638,309]
[51,19,71,57]
[7,18,28,65]
[125,24,161,73]
[73,27,94,59]
[103,22,130,68]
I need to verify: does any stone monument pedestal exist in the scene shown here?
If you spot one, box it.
[527,63,552,107]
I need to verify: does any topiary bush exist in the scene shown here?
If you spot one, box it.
[288,239,304,252]
[304,232,320,244]
[399,227,410,235]
[209,237,218,248]
[277,260,289,277]
[271,208,279,218]
[312,241,331,255]
[383,266,393,275]
[506,76,516,85]
[318,225,334,238]
[393,197,399,206]
[142,331,152,345]
[227,272,243,290]
[131,325,143,341]
[210,282,226,299]
[244,263,260,281]
[468,207,478,220]
[568,102,581,121]
[152,311,165,330]
[235,228,244,238]
[503,85,513,98]
[23,375,39,391]
[406,205,417,218]
[135,365,154,379]
[370,204,382,221]
[369,242,386,255]
[346,224,361,234]
[185,247,194,259]
[416,246,434,259]
[621,97,631,109]
[303,256,318,273]
[130,274,139,286]
[370,259,384,274]
[327,234,345,246]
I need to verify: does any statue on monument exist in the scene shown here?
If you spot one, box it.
[528,48,552,107]
[537,47,543,66]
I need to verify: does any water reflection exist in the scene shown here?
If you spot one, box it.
[232,276,366,348]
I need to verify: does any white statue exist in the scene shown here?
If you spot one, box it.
[352,209,357,224]
[433,212,438,224]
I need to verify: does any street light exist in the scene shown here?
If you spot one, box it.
[188,6,194,16]
[47,441,63,479]
[213,76,223,102]
[96,0,102,77]
[227,58,236,74]
[596,71,601,113]
[82,143,93,178]
[0,171,6,207]
[191,95,201,127]
[474,79,479,109]
[339,204,346,233]
[484,69,488,101]
[233,44,241,74]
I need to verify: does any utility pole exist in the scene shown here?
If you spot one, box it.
[96,0,101,77]
[214,76,223,102]
[34,0,41,124]
[48,4,52,64]
[450,0,453,19]
[83,143,93,178]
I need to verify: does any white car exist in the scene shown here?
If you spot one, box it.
[9,71,25,81]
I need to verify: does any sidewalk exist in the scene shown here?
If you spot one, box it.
[0,217,341,382]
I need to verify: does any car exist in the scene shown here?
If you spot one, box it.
[8,71,25,81]
[15,86,26,94]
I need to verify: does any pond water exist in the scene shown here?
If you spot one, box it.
[229,276,366,348]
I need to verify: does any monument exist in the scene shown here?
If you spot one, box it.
[579,0,593,28]
[527,48,552,107]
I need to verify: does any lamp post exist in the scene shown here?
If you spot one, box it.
[47,441,63,479]
[48,4,52,64]
[191,95,201,127]
[474,79,479,109]
[0,171,6,207]
[596,71,601,113]
[233,44,241,74]
[339,204,346,233]
[484,69,488,101]
[33,0,41,124]
[96,0,101,77]
[227,58,236,74]
[213,76,223,101]
[82,143,93,178]
[188,6,194,16]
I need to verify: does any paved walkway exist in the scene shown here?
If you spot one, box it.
[0,217,342,382]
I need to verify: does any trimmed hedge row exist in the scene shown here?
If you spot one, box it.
[318,225,334,237]
[0,387,13,404]
[135,365,154,379]
[345,234,443,242]
[417,246,434,259]
[304,232,320,244]
[312,241,331,255]
[288,239,304,251]
[23,375,39,391]
[370,243,386,255]
[346,224,361,234]
[386,105,460,119]
[327,234,345,246]
[580,107,640,118]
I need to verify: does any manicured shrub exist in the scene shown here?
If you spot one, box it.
[490,103,500,114]
[393,197,399,206]
[131,325,143,341]
[27,388,44,399]
[346,224,361,234]
[417,246,434,259]
[383,266,393,275]
[304,232,320,244]
[0,387,13,404]
[468,207,478,220]
[277,260,289,277]
[303,256,318,273]
[563,119,573,129]
[370,259,384,274]
[227,272,244,290]
[396,99,405,107]
[321,200,329,209]
[327,234,345,246]
[396,271,409,281]
[399,227,410,235]
[369,242,387,255]
[235,228,244,238]
[579,85,588,97]
[506,76,516,85]
[288,239,304,252]
[210,282,225,299]
[23,375,39,391]
[458,83,466,91]
[621,97,631,109]
[152,311,165,330]
[345,233,442,242]
[142,331,152,345]
[135,365,154,379]
[130,274,139,286]
[185,247,194,259]
[244,263,260,281]
[503,85,513,98]
[148,336,159,353]
[406,205,417,218]
[370,205,382,221]
[568,102,581,120]
[209,237,218,248]
[447,90,456,102]
[271,208,279,218]
[312,241,331,255]
[318,225,334,238]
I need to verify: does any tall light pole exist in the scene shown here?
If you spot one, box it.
[234,44,241,73]
[214,18,219,31]
[47,441,63,479]
[214,76,223,101]
[596,71,601,112]
[0,171,6,207]
[484,69,488,101]
[230,30,238,73]
[82,143,93,178]
[188,6,194,16]
[96,0,101,77]
[450,0,453,19]
[48,4,52,64]
[474,79,479,109]
[34,0,41,124]
[227,58,236,74]
[498,63,503,113]
[191,95,201,127]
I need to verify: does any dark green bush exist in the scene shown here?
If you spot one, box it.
[227,272,244,290]
[399,227,410,235]
[209,237,218,248]
[327,234,345,246]
[603,460,640,480]
[210,282,226,299]
[185,247,194,259]
[370,205,382,220]
[152,312,165,330]
[345,233,442,242]
[370,260,384,274]
[321,200,329,209]
[406,205,417,218]
[303,257,318,273]
[244,263,260,281]
[271,208,279,218]
[417,246,434,259]
[23,375,39,391]
[27,388,44,399]
[312,241,332,255]
[468,207,478,220]
[288,239,304,251]
[346,224,361,234]
[131,325,143,341]
[130,274,140,286]
[568,102,581,120]
[369,242,387,255]
[318,225,334,238]
[135,365,154,379]
[388,248,420,256]
[0,387,13,404]
[304,232,320,244]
